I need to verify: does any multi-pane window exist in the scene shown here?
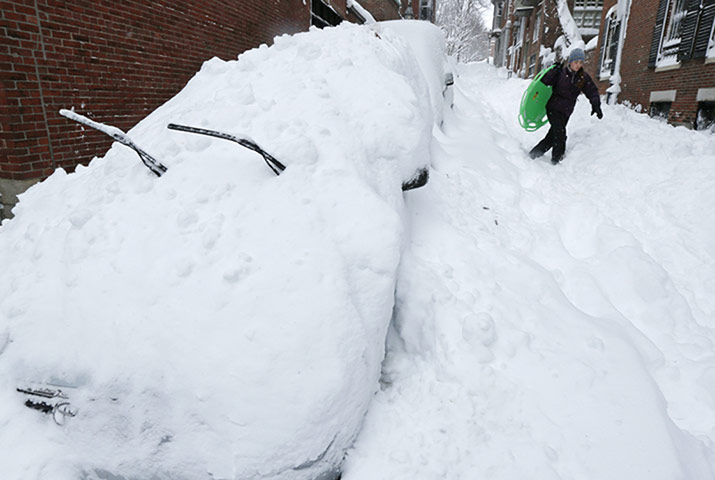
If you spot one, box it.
[600,7,620,78]
[658,0,688,64]
[510,18,526,74]
[515,18,525,48]
[533,12,541,42]
[573,0,603,31]
[528,54,537,77]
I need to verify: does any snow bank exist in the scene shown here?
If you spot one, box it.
[0,22,447,480]
[554,0,585,59]
[342,62,715,480]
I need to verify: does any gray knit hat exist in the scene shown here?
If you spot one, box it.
[568,48,585,63]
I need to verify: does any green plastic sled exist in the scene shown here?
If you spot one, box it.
[519,65,557,132]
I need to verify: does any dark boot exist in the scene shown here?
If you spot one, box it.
[551,155,563,165]
[529,131,553,159]
[529,148,545,159]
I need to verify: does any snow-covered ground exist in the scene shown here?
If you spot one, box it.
[343,62,715,479]
[2,20,715,480]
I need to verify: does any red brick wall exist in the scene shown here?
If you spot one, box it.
[595,0,715,126]
[1,0,310,183]
[496,0,571,77]
[358,0,401,21]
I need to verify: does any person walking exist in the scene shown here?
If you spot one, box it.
[529,48,603,165]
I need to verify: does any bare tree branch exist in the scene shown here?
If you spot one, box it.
[436,0,491,62]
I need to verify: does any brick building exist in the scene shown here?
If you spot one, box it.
[490,0,715,130]
[0,0,427,219]
[593,0,715,129]
[490,0,602,78]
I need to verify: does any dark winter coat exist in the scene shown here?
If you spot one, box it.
[540,64,600,117]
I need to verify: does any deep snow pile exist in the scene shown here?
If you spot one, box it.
[3,20,715,480]
[0,22,447,480]
[343,63,715,479]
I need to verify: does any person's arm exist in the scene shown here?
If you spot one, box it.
[583,73,603,118]
[540,64,560,87]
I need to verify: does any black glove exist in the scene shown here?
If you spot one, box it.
[591,105,603,119]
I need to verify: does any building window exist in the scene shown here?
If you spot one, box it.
[311,0,342,28]
[528,54,537,77]
[510,18,526,75]
[516,18,525,48]
[599,7,620,78]
[696,102,715,130]
[657,0,688,66]
[420,0,433,21]
[708,15,715,59]
[533,12,541,43]
[573,0,603,34]
[649,102,672,121]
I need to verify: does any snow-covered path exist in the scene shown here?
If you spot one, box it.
[343,62,715,479]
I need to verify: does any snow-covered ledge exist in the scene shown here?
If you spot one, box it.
[696,88,715,102]
[655,63,681,72]
[650,89,677,103]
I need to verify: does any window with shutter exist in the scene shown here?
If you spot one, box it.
[700,3,715,59]
[649,0,670,67]
[657,0,689,67]
[676,0,703,62]
[599,7,620,79]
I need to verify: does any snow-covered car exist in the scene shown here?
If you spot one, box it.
[381,20,454,121]
[0,21,450,480]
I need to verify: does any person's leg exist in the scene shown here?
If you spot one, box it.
[550,111,569,164]
[529,121,554,158]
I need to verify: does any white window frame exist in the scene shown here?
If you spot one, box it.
[516,18,525,48]
[528,53,537,77]
[599,6,620,80]
[573,0,603,36]
[533,12,541,43]
[707,14,715,60]
[657,0,688,67]
[510,19,526,76]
